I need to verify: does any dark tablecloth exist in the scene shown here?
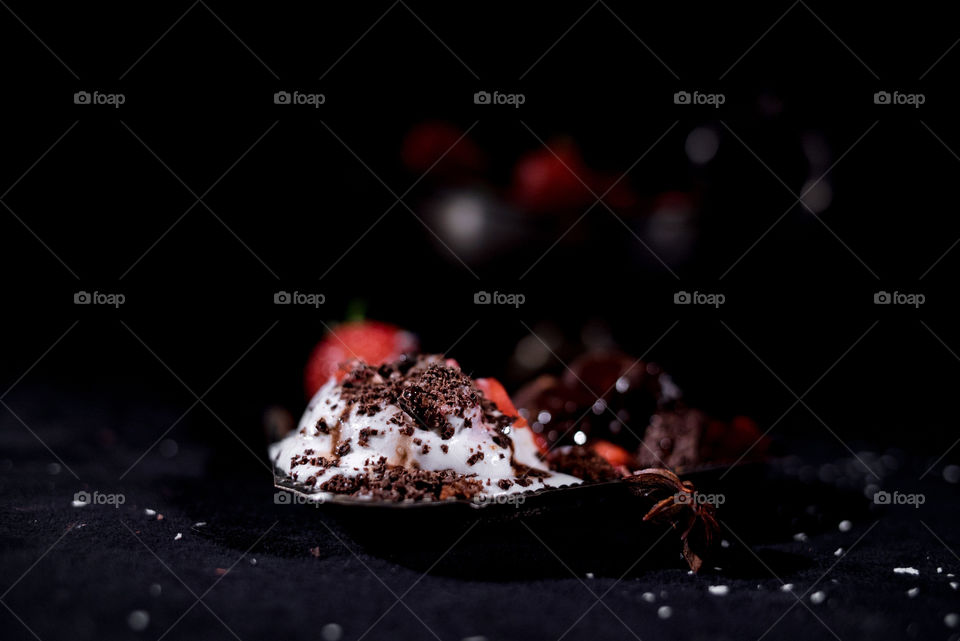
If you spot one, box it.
[2,385,958,641]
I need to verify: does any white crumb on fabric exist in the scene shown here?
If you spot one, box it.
[907,587,919,598]
[174,533,182,541]
[781,584,794,592]
[641,592,656,603]
[708,585,729,596]
[838,520,852,532]
[810,591,826,604]
[834,548,843,557]
[144,508,156,516]
[657,606,673,619]
[894,567,919,576]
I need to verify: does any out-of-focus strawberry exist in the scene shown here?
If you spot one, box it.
[590,439,635,468]
[510,141,595,214]
[402,121,484,177]
[703,415,768,462]
[305,321,419,397]
[476,377,549,452]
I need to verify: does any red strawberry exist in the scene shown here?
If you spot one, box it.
[305,321,419,397]
[402,121,484,177]
[476,377,549,452]
[590,439,634,468]
[511,141,595,214]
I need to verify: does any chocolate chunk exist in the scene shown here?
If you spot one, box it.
[357,428,379,447]
[466,452,484,466]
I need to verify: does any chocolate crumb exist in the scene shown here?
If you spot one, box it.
[335,439,352,457]
[440,444,449,453]
[316,417,330,434]
[357,428,379,447]
[466,452,484,466]
[497,479,514,490]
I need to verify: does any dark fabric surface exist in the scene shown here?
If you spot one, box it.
[1,385,958,641]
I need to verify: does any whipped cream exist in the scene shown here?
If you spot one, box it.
[270,356,581,500]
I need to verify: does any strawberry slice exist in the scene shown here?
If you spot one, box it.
[305,320,419,397]
[476,377,549,452]
[590,439,635,468]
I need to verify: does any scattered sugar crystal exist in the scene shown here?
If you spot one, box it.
[321,623,343,641]
[127,610,149,631]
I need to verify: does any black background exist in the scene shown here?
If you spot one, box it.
[2,2,959,641]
